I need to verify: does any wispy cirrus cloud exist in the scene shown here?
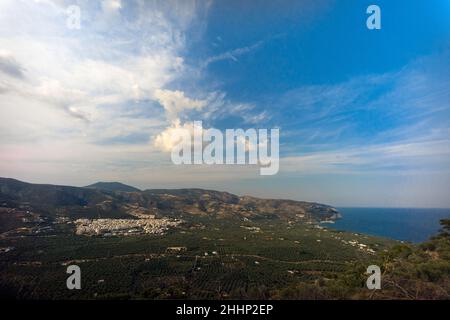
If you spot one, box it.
[0,0,211,171]
[276,49,450,151]
[202,40,264,68]
[281,138,450,176]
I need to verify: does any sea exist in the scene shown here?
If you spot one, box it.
[323,207,450,243]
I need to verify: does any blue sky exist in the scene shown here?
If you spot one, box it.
[0,0,449,207]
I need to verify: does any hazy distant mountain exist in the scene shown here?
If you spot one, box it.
[85,181,141,193]
[0,177,339,221]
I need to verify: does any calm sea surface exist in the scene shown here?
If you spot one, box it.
[324,208,450,243]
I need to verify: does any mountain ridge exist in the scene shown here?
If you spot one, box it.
[0,177,340,222]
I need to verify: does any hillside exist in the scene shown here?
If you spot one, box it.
[0,177,340,222]
[274,219,450,299]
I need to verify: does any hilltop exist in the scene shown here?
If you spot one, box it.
[85,182,141,193]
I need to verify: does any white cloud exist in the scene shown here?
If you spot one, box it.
[0,1,274,179]
[0,0,210,180]
[102,0,122,12]
[154,89,207,120]
[153,119,199,152]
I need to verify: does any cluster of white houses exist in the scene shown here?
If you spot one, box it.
[74,217,181,236]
